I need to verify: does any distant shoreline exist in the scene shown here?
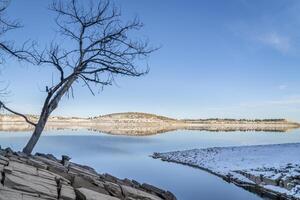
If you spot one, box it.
[0,112,299,135]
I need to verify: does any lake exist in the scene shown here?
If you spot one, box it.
[0,129,300,200]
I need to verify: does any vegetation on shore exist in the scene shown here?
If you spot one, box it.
[0,112,299,135]
[0,112,298,124]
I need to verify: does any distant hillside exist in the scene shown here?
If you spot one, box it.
[183,118,288,123]
[0,112,299,135]
[92,112,178,122]
[0,112,294,123]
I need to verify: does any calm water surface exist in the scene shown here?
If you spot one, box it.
[1,129,300,200]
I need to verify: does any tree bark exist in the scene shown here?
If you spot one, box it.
[20,0,152,154]
[22,77,77,154]
[22,114,48,154]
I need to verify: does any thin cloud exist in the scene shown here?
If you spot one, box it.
[267,99,300,106]
[241,96,300,108]
[258,32,291,53]
[279,84,287,90]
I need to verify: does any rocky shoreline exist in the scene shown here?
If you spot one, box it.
[0,147,176,200]
[152,155,298,200]
[152,143,300,200]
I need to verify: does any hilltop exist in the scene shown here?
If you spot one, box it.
[92,112,178,122]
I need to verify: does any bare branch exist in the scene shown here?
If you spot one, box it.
[0,1,35,62]
[22,0,157,154]
[0,101,37,127]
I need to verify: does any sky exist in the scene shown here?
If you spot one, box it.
[1,0,300,121]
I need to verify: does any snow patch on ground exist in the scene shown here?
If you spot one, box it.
[153,143,300,199]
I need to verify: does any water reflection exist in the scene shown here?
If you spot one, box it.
[0,130,299,200]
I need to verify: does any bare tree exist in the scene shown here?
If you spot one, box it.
[8,0,154,154]
[0,0,30,61]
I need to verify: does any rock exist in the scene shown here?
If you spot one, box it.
[261,176,278,186]
[142,183,165,193]
[0,150,176,200]
[68,163,98,179]
[70,162,96,174]
[0,159,7,166]
[61,155,71,167]
[131,180,141,187]
[4,171,58,198]
[4,148,13,155]
[142,183,177,200]
[71,176,109,195]
[102,173,120,184]
[59,184,76,200]
[8,160,38,176]
[123,178,135,187]
[33,155,68,174]
[5,155,21,163]
[35,153,59,162]
[14,151,28,158]
[0,186,53,200]
[27,158,48,170]
[3,166,13,174]
[286,182,295,190]
[75,187,120,200]
[121,185,163,200]
[38,168,68,182]
[103,182,123,198]
[282,177,293,189]
[0,155,9,164]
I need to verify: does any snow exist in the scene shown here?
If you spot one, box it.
[153,143,300,199]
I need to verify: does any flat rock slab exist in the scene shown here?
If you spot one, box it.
[0,150,176,200]
[75,187,120,200]
[122,185,163,200]
[60,184,76,200]
[4,171,58,198]
[0,186,56,200]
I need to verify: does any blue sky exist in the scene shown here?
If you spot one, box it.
[2,0,300,121]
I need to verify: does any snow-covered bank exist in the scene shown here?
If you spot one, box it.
[152,143,300,199]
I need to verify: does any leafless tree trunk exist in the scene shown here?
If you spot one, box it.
[23,77,77,153]
[19,0,156,154]
[0,0,155,154]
